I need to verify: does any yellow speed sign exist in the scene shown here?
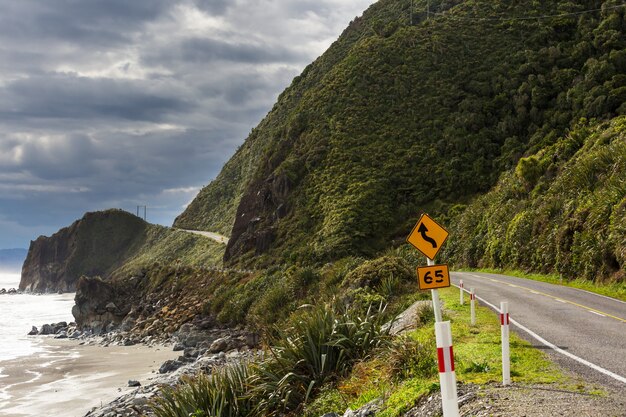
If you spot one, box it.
[417,264,450,290]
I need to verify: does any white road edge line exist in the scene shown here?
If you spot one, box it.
[456,271,626,306]
[555,299,566,303]
[576,288,626,305]
[588,310,606,317]
[451,283,626,385]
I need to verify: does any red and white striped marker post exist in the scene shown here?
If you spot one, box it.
[470,287,476,326]
[500,301,511,385]
[459,279,464,305]
[435,321,460,417]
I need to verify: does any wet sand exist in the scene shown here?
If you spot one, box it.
[0,338,179,417]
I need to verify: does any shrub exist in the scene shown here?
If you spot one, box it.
[151,362,253,417]
[249,303,392,416]
[342,256,413,289]
[151,303,392,417]
[387,335,437,380]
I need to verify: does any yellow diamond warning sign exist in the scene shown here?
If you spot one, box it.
[406,213,449,260]
[417,264,450,290]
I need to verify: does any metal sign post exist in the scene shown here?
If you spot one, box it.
[426,257,443,322]
[407,213,458,416]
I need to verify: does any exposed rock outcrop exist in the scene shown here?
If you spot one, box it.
[72,276,132,334]
[224,172,292,262]
[20,209,148,293]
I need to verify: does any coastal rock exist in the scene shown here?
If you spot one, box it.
[208,337,229,353]
[342,399,382,417]
[38,324,54,336]
[36,321,68,335]
[28,326,38,335]
[7,288,17,294]
[128,380,141,387]
[174,326,217,348]
[72,276,131,334]
[0,288,5,294]
[19,209,150,293]
[158,359,184,374]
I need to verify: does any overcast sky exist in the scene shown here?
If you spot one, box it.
[0,0,374,249]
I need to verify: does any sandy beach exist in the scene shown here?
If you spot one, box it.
[0,338,179,417]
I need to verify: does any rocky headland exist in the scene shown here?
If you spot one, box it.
[20,209,149,293]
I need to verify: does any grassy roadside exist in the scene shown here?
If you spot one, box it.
[303,287,568,417]
[457,268,626,302]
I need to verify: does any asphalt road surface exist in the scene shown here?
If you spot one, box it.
[451,271,626,390]
[174,228,229,245]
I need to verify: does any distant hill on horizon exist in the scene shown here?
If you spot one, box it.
[0,248,28,273]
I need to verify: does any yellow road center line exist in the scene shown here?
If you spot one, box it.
[483,276,626,323]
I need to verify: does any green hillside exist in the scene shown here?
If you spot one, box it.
[445,116,626,282]
[175,0,626,267]
[20,209,223,292]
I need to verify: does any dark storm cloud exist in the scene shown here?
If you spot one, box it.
[150,37,308,65]
[0,0,374,249]
[0,74,191,122]
[193,0,230,15]
[0,0,170,45]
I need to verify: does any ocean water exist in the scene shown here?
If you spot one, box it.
[0,272,75,362]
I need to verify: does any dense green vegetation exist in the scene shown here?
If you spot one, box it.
[152,303,392,417]
[446,117,626,284]
[177,0,626,267]
[65,209,224,280]
[112,226,224,278]
[151,287,567,417]
[303,287,567,417]
[197,255,421,331]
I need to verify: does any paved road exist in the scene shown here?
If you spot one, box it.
[451,271,626,389]
[174,228,229,245]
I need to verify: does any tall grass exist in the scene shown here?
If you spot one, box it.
[150,303,392,417]
[152,362,252,417]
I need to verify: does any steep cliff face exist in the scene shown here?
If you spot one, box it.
[20,209,148,293]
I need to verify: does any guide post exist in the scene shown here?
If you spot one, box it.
[470,287,476,326]
[500,301,511,385]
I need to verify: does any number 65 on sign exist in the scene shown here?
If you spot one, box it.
[417,264,450,290]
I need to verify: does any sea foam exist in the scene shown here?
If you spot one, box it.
[0,272,75,362]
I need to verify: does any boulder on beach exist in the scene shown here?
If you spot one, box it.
[158,359,184,374]
[27,326,38,336]
[38,322,68,335]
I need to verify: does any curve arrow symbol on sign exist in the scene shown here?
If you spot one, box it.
[418,223,438,248]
